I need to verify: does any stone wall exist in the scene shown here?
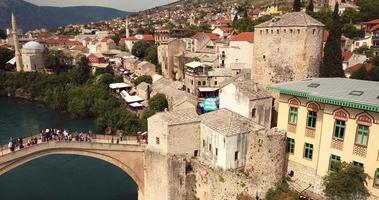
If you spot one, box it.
[244,128,287,191]
[144,150,194,200]
[252,26,324,88]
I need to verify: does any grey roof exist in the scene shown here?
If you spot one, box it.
[268,78,379,112]
[255,12,324,28]
[156,108,200,125]
[220,78,271,100]
[200,109,264,136]
[208,68,233,77]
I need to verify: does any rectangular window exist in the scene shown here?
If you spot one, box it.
[375,169,379,188]
[215,148,218,156]
[288,107,298,124]
[202,139,205,147]
[329,154,341,171]
[287,138,295,154]
[304,143,313,160]
[209,144,212,152]
[353,161,364,168]
[307,111,317,128]
[156,137,160,145]
[334,120,346,140]
[234,151,239,161]
[355,125,369,146]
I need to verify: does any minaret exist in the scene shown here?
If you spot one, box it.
[125,17,130,38]
[12,13,23,72]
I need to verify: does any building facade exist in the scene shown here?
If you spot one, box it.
[252,12,324,87]
[219,32,254,69]
[21,41,45,72]
[269,78,379,198]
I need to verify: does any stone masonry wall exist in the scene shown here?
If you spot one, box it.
[244,128,287,191]
[252,26,324,88]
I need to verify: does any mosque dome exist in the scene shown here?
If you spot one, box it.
[22,41,45,50]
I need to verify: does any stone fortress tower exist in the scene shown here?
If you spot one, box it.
[252,12,324,88]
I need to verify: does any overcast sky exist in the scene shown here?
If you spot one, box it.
[24,0,175,12]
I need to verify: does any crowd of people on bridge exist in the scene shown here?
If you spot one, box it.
[6,129,93,152]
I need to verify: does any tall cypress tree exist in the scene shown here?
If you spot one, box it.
[320,3,345,77]
[306,0,314,13]
[293,0,301,12]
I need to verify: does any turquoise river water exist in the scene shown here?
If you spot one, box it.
[0,97,137,200]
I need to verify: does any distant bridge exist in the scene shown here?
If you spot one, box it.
[0,134,146,200]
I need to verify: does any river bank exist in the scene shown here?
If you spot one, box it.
[0,71,145,135]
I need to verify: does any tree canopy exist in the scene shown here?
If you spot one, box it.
[306,0,314,13]
[70,56,91,85]
[320,3,344,78]
[131,40,152,59]
[323,162,369,200]
[42,49,72,72]
[0,29,6,40]
[134,75,152,86]
[148,93,168,112]
[145,46,158,66]
[0,48,14,71]
[293,0,301,12]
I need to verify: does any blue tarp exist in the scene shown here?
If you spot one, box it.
[202,97,219,112]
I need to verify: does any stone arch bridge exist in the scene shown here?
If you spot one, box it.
[0,135,146,200]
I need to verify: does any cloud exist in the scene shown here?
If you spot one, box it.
[24,0,173,11]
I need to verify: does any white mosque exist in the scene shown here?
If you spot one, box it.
[9,13,45,72]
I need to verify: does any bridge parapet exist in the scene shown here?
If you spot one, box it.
[0,138,146,200]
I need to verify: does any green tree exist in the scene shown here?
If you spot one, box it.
[0,48,14,71]
[323,162,369,200]
[369,67,379,81]
[131,40,152,59]
[293,0,301,12]
[42,49,72,72]
[354,46,373,58]
[351,65,369,80]
[145,46,158,65]
[306,0,314,13]
[70,56,91,85]
[134,75,152,86]
[111,34,121,46]
[342,24,364,39]
[309,8,333,30]
[148,93,168,112]
[356,0,379,21]
[320,3,345,77]
[0,29,6,39]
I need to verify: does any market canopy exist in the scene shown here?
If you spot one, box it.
[109,83,132,89]
[198,87,219,92]
[185,61,203,69]
[129,102,143,108]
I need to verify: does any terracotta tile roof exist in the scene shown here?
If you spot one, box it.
[71,44,85,51]
[84,37,92,42]
[194,32,220,41]
[323,31,329,42]
[345,63,374,74]
[369,24,379,32]
[342,51,353,62]
[219,27,234,33]
[142,34,155,41]
[362,19,379,25]
[215,18,232,25]
[230,32,254,42]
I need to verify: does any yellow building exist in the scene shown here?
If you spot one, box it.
[268,78,379,198]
